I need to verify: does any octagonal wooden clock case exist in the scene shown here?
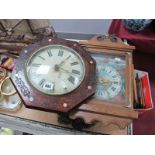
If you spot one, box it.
[11,37,96,113]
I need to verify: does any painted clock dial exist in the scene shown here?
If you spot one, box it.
[92,53,126,104]
[26,45,85,95]
[97,66,122,99]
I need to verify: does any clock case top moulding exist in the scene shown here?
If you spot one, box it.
[67,35,138,130]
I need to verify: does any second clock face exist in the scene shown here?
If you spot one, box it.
[26,45,85,95]
[97,66,122,99]
[92,53,126,104]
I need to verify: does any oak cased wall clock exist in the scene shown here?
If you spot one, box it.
[80,35,134,108]
[11,37,96,113]
[67,35,138,130]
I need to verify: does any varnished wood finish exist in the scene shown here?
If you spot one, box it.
[0,104,129,134]
[69,98,138,129]
[80,35,135,52]
[78,99,138,119]
[70,111,133,130]
[11,37,96,113]
[67,35,138,129]
[79,35,134,107]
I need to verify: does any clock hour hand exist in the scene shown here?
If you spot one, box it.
[59,67,72,75]
[98,78,112,85]
[58,55,71,66]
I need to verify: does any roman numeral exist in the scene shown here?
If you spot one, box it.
[47,50,52,57]
[97,90,103,96]
[111,87,116,91]
[108,70,112,74]
[68,76,75,84]
[72,69,80,75]
[58,50,64,56]
[38,56,45,60]
[112,75,117,78]
[63,87,67,93]
[114,81,119,85]
[39,79,45,87]
[31,64,41,67]
[70,61,79,66]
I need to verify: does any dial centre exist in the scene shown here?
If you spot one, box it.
[54,64,60,72]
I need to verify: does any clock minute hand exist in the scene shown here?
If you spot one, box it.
[59,67,72,75]
[59,67,80,78]
[58,55,71,66]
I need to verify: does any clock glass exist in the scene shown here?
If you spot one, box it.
[26,45,85,95]
[92,53,126,104]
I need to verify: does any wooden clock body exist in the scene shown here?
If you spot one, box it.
[11,37,96,113]
[68,35,138,129]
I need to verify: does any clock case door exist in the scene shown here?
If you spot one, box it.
[67,35,138,130]
[88,47,132,107]
[80,35,134,108]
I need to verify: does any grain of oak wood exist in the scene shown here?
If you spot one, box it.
[69,35,138,129]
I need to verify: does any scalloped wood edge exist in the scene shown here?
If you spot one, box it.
[68,98,138,130]
[80,35,135,52]
[69,111,132,130]
[79,99,138,119]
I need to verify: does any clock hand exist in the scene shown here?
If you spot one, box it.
[98,78,112,85]
[59,67,73,75]
[58,55,71,66]
[59,67,80,77]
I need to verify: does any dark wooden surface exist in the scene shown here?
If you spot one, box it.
[11,37,96,113]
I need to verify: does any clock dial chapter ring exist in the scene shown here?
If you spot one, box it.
[26,45,86,96]
[96,66,122,100]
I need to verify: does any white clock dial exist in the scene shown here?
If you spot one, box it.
[96,66,122,99]
[26,45,85,95]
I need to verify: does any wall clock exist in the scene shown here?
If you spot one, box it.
[80,35,134,107]
[67,35,138,130]
[11,37,96,113]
